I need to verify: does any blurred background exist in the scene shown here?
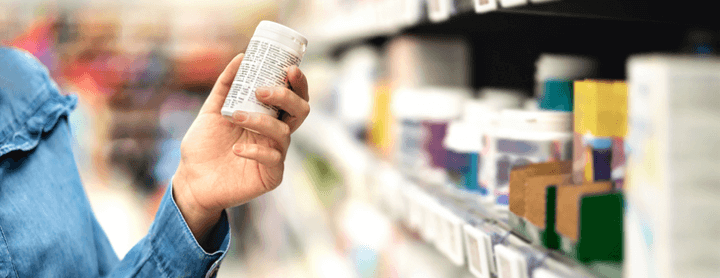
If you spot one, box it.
[2,0,719,278]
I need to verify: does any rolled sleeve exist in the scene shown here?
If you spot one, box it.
[147,183,231,278]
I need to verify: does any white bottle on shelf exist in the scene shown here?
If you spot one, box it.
[534,54,597,100]
[491,109,573,213]
[476,88,527,204]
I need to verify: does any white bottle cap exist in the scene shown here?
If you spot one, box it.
[443,121,483,153]
[523,98,539,110]
[393,87,470,121]
[420,87,471,121]
[479,87,526,110]
[535,53,597,82]
[391,87,426,120]
[462,100,495,123]
[254,21,308,57]
[498,109,572,136]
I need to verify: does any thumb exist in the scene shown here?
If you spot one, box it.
[200,53,245,114]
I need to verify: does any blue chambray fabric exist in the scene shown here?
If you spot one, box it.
[0,47,230,277]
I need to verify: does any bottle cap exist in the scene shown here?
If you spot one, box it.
[499,109,573,134]
[535,54,597,83]
[443,121,483,152]
[254,21,308,57]
[479,87,526,109]
[393,87,470,121]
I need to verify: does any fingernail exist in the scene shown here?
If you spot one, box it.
[233,144,244,154]
[233,111,248,123]
[256,88,272,98]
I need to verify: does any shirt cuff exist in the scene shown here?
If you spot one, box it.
[147,183,231,278]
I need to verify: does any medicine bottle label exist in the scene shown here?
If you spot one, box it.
[222,37,302,118]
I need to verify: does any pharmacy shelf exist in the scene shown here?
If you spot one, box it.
[495,0,715,25]
[294,111,610,278]
[302,0,713,57]
[294,111,477,277]
[298,0,704,93]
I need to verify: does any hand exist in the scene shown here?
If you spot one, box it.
[172,53,310,246]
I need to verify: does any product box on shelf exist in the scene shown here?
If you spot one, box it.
[572,80,628,187]
[625,55,720,278]
[508,161,572,242]
[555,182,620,263]
[524,173,572,249]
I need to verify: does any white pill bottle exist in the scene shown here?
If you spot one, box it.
[221,21,308,119]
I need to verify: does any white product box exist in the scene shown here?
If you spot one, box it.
[625,55,720,278]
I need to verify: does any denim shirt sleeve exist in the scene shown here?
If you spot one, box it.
[0,47,231,278]
[115,184,231,278]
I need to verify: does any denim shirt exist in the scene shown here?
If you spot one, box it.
[0,48,230,277]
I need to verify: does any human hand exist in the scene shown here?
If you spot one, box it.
[172,53,310,244]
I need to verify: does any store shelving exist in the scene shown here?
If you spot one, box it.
[295,0,718,58]
[294,111,619,277]
[282,1,717,277]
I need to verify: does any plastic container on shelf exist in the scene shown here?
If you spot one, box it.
[392,87,470,185]
[540,79,574,111]
[443,121,482,192]
[222,21,307,119]
[474,88,526,203]
[392,87,428,176]
[534,54,597,104]
[336,46,381,136]
[421,87,471,184]
[491,109,573,213]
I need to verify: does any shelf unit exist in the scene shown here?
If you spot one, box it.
[295,111,614,277]
[292,0,716,93]
[281,1,717,277]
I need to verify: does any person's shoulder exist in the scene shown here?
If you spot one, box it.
[0,47,48,77]
[0,47,53,95]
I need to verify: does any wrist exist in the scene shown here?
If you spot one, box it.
[173,165,222,248]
